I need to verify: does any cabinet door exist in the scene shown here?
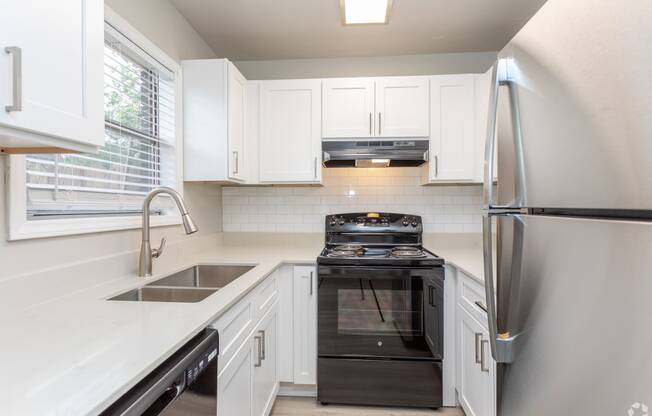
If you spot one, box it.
[458,306,495,416]
[0,0,103,151]
[375,76,429,137]
[429,75,476,181]
[228,62,247,181]
[292,266,317,385]
[424,278,444,359]
[259,80,321,183]
[253,305,278,416]
[218,336,254,416]
[276,265,294,383]
[322,78,375,138]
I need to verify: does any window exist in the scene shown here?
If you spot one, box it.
[7,11,183,240]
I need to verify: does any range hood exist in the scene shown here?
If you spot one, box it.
[322,140,429,168]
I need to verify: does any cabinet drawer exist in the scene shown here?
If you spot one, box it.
[253,269,279,322]
[457,270,489,324]
[213,293,254,372]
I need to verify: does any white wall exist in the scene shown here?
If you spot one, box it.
[234,52,496,79]
[0,0,221,280]
[223,168,483,234]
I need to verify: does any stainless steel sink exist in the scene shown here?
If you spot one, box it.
[146,264,255,288]
[108,286,218,303]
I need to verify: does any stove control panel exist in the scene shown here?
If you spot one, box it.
[326,213,422,233]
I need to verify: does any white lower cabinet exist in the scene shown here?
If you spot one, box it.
[253,304,279,416]
[218,302,279,416]
[214,270,280,416]
[457,306,495,416]
[218,335,254,416]
[455,270,496,416]
[214,264,316,414]
[292,265,317,385]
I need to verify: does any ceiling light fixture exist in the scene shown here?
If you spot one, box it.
[340,0,393,25]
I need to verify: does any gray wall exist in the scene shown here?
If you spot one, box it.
[0,0,222,280]
[234,51,497,79]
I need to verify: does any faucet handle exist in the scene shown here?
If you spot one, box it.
[152,236,167,259]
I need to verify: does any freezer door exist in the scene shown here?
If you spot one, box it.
[484,214,652,416]
[486,0,652,210]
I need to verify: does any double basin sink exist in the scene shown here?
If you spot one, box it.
[109,264,255,303]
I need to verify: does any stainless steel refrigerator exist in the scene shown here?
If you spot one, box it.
[482,1,652,415]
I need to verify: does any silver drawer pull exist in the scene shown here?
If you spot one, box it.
[259,330,266,361]
[378,112,382,135]
[309,271,314,295]
[481,339,490,372]
[5,46,22,112]
[474,333,482,364]
[369,112,372,135]
[254,335,262,367]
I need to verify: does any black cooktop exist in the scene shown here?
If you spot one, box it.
[318,213,444,267]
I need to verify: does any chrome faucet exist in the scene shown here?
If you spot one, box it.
[139,187,198,277]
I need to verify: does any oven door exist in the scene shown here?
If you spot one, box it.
[318,265,442,359]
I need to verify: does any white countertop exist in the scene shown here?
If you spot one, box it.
[0,232,483,415]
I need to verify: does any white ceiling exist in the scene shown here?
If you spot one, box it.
[169,0,547,61]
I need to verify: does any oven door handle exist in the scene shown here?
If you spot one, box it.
[318,267,440,275]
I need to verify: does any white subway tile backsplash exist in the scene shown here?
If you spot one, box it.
[222,167,483,233]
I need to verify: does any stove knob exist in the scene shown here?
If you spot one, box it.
[411,221,419,227]
[338,218,346,226]
[402,218,409,226]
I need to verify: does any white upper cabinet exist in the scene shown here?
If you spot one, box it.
[322,76,429,139]
[182,59,248,182]
[228,63,247,181]
[428,74,476,182]
[259,79,322,184]
[0,0,104,153]
[322,78,375,138]
[375,76,429,137]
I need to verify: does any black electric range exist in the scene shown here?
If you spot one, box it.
[316,213,444,409]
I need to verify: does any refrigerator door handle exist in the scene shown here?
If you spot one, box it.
[483,213,519,364]
[483,59,527,210]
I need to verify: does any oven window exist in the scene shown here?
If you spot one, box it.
[337,278,423,336]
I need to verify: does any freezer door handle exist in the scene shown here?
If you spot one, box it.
[483,214,519,364]
[483,59,527,210]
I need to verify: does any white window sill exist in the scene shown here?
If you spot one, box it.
[7,214,182,241]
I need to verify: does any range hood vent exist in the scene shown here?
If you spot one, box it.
[322,140,429,168]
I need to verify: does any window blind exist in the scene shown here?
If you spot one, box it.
[26,31,177,219]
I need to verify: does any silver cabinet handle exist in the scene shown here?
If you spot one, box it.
[233,151,239,175]
[434,155,439,177]
[314,157,318,179]
[369,112,372,136]
[480,339,490,372]
[309,271,313,295]
[5,47,22,112]
[254,335,262,367]
[474,333,482,364]
[483,59,526,209]
[378,112,382,136]
[258,330,266,361]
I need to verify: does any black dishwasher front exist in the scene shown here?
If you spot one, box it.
[100,328,218,416]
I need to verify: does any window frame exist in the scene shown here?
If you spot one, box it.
[6,6,184,241]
